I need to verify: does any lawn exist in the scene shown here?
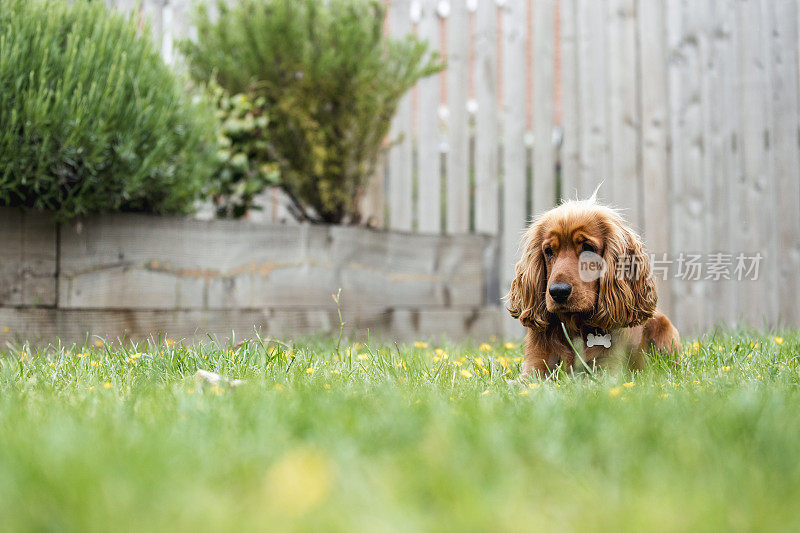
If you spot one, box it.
[1,330,799,532]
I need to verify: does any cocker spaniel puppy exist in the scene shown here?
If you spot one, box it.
[506,197,679,377]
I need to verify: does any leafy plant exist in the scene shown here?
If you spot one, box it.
[0,0,218,219]
[211,84,279,218]
[183,0,444,224]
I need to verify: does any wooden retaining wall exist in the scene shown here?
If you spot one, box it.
[0,209,501,345]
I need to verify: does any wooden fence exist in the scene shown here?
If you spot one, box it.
[109,0,799,336]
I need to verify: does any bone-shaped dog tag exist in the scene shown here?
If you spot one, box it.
[586,332,611,349]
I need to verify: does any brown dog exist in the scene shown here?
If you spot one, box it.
[505,197,679,377]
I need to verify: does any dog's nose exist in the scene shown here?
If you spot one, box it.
[548,282,572,303]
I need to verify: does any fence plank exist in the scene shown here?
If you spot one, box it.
[736,0,775,326]
[446,0,470,234]
[474,0,499,235]
[139,0,165,47]
[575,0,609,200]
[606,0,640,227]
[532,0,556,215]
[667,0,707,335]
[501,0,528,335]
[768,0,800,327]
[416,0,443,233]
[389,0,414,231]
[704,0,738,327]
[559,0,580,198]
[638,0,672,318]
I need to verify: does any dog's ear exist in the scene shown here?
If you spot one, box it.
[505,225,549,330]
[593,221,657,330]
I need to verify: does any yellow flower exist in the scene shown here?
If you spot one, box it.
[721,366,730,372]
[529,383,540,390]
[414,341,429,349]
[478,343,493,352]
[103,382,112,389]
[774,337,785,345]
[460,369,472,378]
[357,353,369,361]
[264,448,333,515]
[504,342,516,350]
[306,367,315,375]
[519,390,530,396]
[608,387,622,397]
[165,339,175,347]
[623,382,635,388]
[94,340,105,348]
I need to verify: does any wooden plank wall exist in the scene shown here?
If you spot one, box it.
[0,212,499,344]
[88,0,800,336]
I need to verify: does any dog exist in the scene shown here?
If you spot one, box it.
[505,196,679,377]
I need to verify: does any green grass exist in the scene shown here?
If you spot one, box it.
[1,330,799,532]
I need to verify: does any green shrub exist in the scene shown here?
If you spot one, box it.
[183,0,443,224]
[0,0,218,219]
[210,84,280,218]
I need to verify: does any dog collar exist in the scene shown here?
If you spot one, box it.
[586,331,611,349]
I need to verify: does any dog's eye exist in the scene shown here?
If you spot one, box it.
[581,242,597,254]
[544,247,554,259]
